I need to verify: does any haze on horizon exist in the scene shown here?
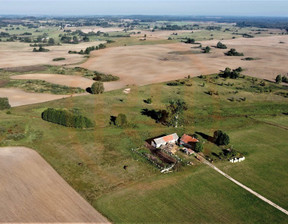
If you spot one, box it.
[0,0,287,17]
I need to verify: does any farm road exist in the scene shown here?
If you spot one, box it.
[197,155,288,216]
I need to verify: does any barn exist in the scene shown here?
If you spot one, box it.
[151,133,179,148]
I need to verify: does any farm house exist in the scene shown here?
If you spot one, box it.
[151,133,179,148]
[180,134,199,147]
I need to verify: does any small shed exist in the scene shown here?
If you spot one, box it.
[151,133,179,148]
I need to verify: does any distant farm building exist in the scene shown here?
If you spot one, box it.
[151,133,179,148]
[180,134,199,147]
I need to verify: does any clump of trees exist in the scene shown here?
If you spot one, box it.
[214,130,230,145]
[202,46,211,53]
[219,67,243,79]
[183,38,195,44]
[93,71,119,82]
[275,74,288,84]
[0,97,11,110]
[41,108,94,128]
[225,48,244,56]
[216,41,227,49]
[33,46,49,52]
[91,82,104,94]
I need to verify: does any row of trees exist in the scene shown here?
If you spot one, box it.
[68,43,106,55]
[41,108,94,128]
[219,67,243,79]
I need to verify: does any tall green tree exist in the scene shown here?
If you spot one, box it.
[276,74,282,84]
[167,99,187,128]
[91,82,104,94]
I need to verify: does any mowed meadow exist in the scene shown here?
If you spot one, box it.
[1,74,287,223]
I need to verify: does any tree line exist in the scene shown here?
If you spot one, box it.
[41,108,94,128]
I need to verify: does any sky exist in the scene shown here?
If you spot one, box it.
[0,0,287,17]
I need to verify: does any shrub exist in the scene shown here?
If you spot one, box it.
[0,97,11,110]
[225,48,244,56]
[52,57,66,61]
[276,74,282,84]
[93,71,119,82]
[202,46,211,53]
[216,41,227,49]
[91,82,104,94]
[115,113,128,127]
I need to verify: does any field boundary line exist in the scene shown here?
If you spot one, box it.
[199,156,288,216]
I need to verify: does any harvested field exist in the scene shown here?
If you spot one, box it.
[81,36,288,87]
[0,88,80,107]
[74,26,124,33]
[0,146,110,223]
[0,41,105,68]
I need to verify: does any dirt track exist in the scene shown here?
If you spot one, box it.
[0,146,110,223]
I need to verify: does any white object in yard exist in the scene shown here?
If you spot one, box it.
[123,88,131,94]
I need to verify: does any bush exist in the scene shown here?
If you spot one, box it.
[282,76,288,83]
[216,41,227,49]
[93,71,119,82]
[202,46,211,53]
[41,108,94,128]
[225,48,244,56]
[91,82,104,94]
[52,57,66,61]
[219,67,240,79]
[115,113,128,127]
[194,142,203,152]
[0,97,11,110]
[276,74,282,84]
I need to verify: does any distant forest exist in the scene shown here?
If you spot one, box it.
[0,15,288,30]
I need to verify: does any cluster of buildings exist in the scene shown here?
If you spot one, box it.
[151,133,199,155]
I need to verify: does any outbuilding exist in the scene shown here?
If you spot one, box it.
[151,133,179,148]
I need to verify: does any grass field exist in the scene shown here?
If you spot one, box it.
[0,73,287,223]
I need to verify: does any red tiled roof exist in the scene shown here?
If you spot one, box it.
[181,134,199,144]
[163,134,174,142]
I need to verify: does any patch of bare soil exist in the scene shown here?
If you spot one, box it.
[81,35,288,87]
[0,146,110,223]
[0,88,83,107]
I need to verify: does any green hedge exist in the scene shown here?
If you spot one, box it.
[41,108,94,128]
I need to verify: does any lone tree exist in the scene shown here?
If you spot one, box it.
[0,97,11,110]
[276,74,282,84]
[216,41,227,49]
[214,130,230,145]
[194,142,203,152]
[115,113,128,127]
[167,99,188,128]
[202,46,211,53]
[91,81,104,94]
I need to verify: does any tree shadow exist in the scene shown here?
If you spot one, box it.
[109,116,117,125]
[196,131,214,143]
[86,87,92,94]
[141,109,159,121]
